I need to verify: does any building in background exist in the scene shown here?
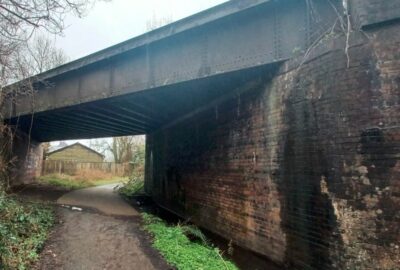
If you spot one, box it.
[46,142,104,162]
[48,141,68,153]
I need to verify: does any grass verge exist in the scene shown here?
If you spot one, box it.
[39,174,126,190]
[142,213,238,270]
[0,191,54,269]
[118,169,238,269]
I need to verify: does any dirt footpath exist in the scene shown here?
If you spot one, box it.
[34,208,169,270]
[30,185,170,270]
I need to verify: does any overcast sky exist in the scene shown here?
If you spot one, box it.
[54,0,227,60]
[51,0,226,148]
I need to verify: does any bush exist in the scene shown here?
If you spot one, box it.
[0,190,54,269]
[118,171,144,198]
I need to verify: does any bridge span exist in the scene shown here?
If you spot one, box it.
[3,0,400,269]
[4,0,338,141]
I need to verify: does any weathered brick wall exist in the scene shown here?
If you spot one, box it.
[145,23,400,269]
[9,131,43,185]
[350,0,400,28]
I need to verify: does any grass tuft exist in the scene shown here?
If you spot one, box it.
[142,213,238,270]
[179,224,209,246]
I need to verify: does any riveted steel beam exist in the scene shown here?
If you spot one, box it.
[3,0,341,141]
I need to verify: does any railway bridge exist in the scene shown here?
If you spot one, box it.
[3,0,400,268]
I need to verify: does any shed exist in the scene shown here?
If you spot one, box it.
[46,142,104,162]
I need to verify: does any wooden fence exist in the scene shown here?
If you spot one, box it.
[42,160,132,177]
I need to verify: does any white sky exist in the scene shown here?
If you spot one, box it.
[51,0,226,147]
[54,0,227,60]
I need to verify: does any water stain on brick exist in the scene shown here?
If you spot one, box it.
[277,74,339,269]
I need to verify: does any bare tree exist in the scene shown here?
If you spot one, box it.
[0,0,93,86]
[24,35,69,75]
[13,34,68,83]
[90,136,145,163]
[0,0,101,189]
[6,34,69,84]
[146,12,173,31]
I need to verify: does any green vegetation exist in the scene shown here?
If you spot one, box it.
[118,156,238,270]
[0,190,54,269]
[117,138,145,198]
[131,142,145,168]
[39,174,126,190]
[142,213,238,270]
[118,172,144,198]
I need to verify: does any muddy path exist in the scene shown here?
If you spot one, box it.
[34,208,170,270]
[16,183,278,270]
[19,184,171,270]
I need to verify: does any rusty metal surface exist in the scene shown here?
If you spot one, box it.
[8,64,278,141]
[4,0,341,141]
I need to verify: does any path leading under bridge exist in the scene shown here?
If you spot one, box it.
[16,183,279,270]
[27,184,169,270]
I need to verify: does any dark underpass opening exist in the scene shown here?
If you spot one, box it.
[7,63,281,270]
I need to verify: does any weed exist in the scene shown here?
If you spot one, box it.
[118,171,144,198]
[179,224,209,246]
[0,190,54,269]
[141,213,238,270]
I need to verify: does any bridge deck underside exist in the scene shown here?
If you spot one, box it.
[7,65,276,142]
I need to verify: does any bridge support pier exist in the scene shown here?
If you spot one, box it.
[145,22,400,269]
[7,129,43,187]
